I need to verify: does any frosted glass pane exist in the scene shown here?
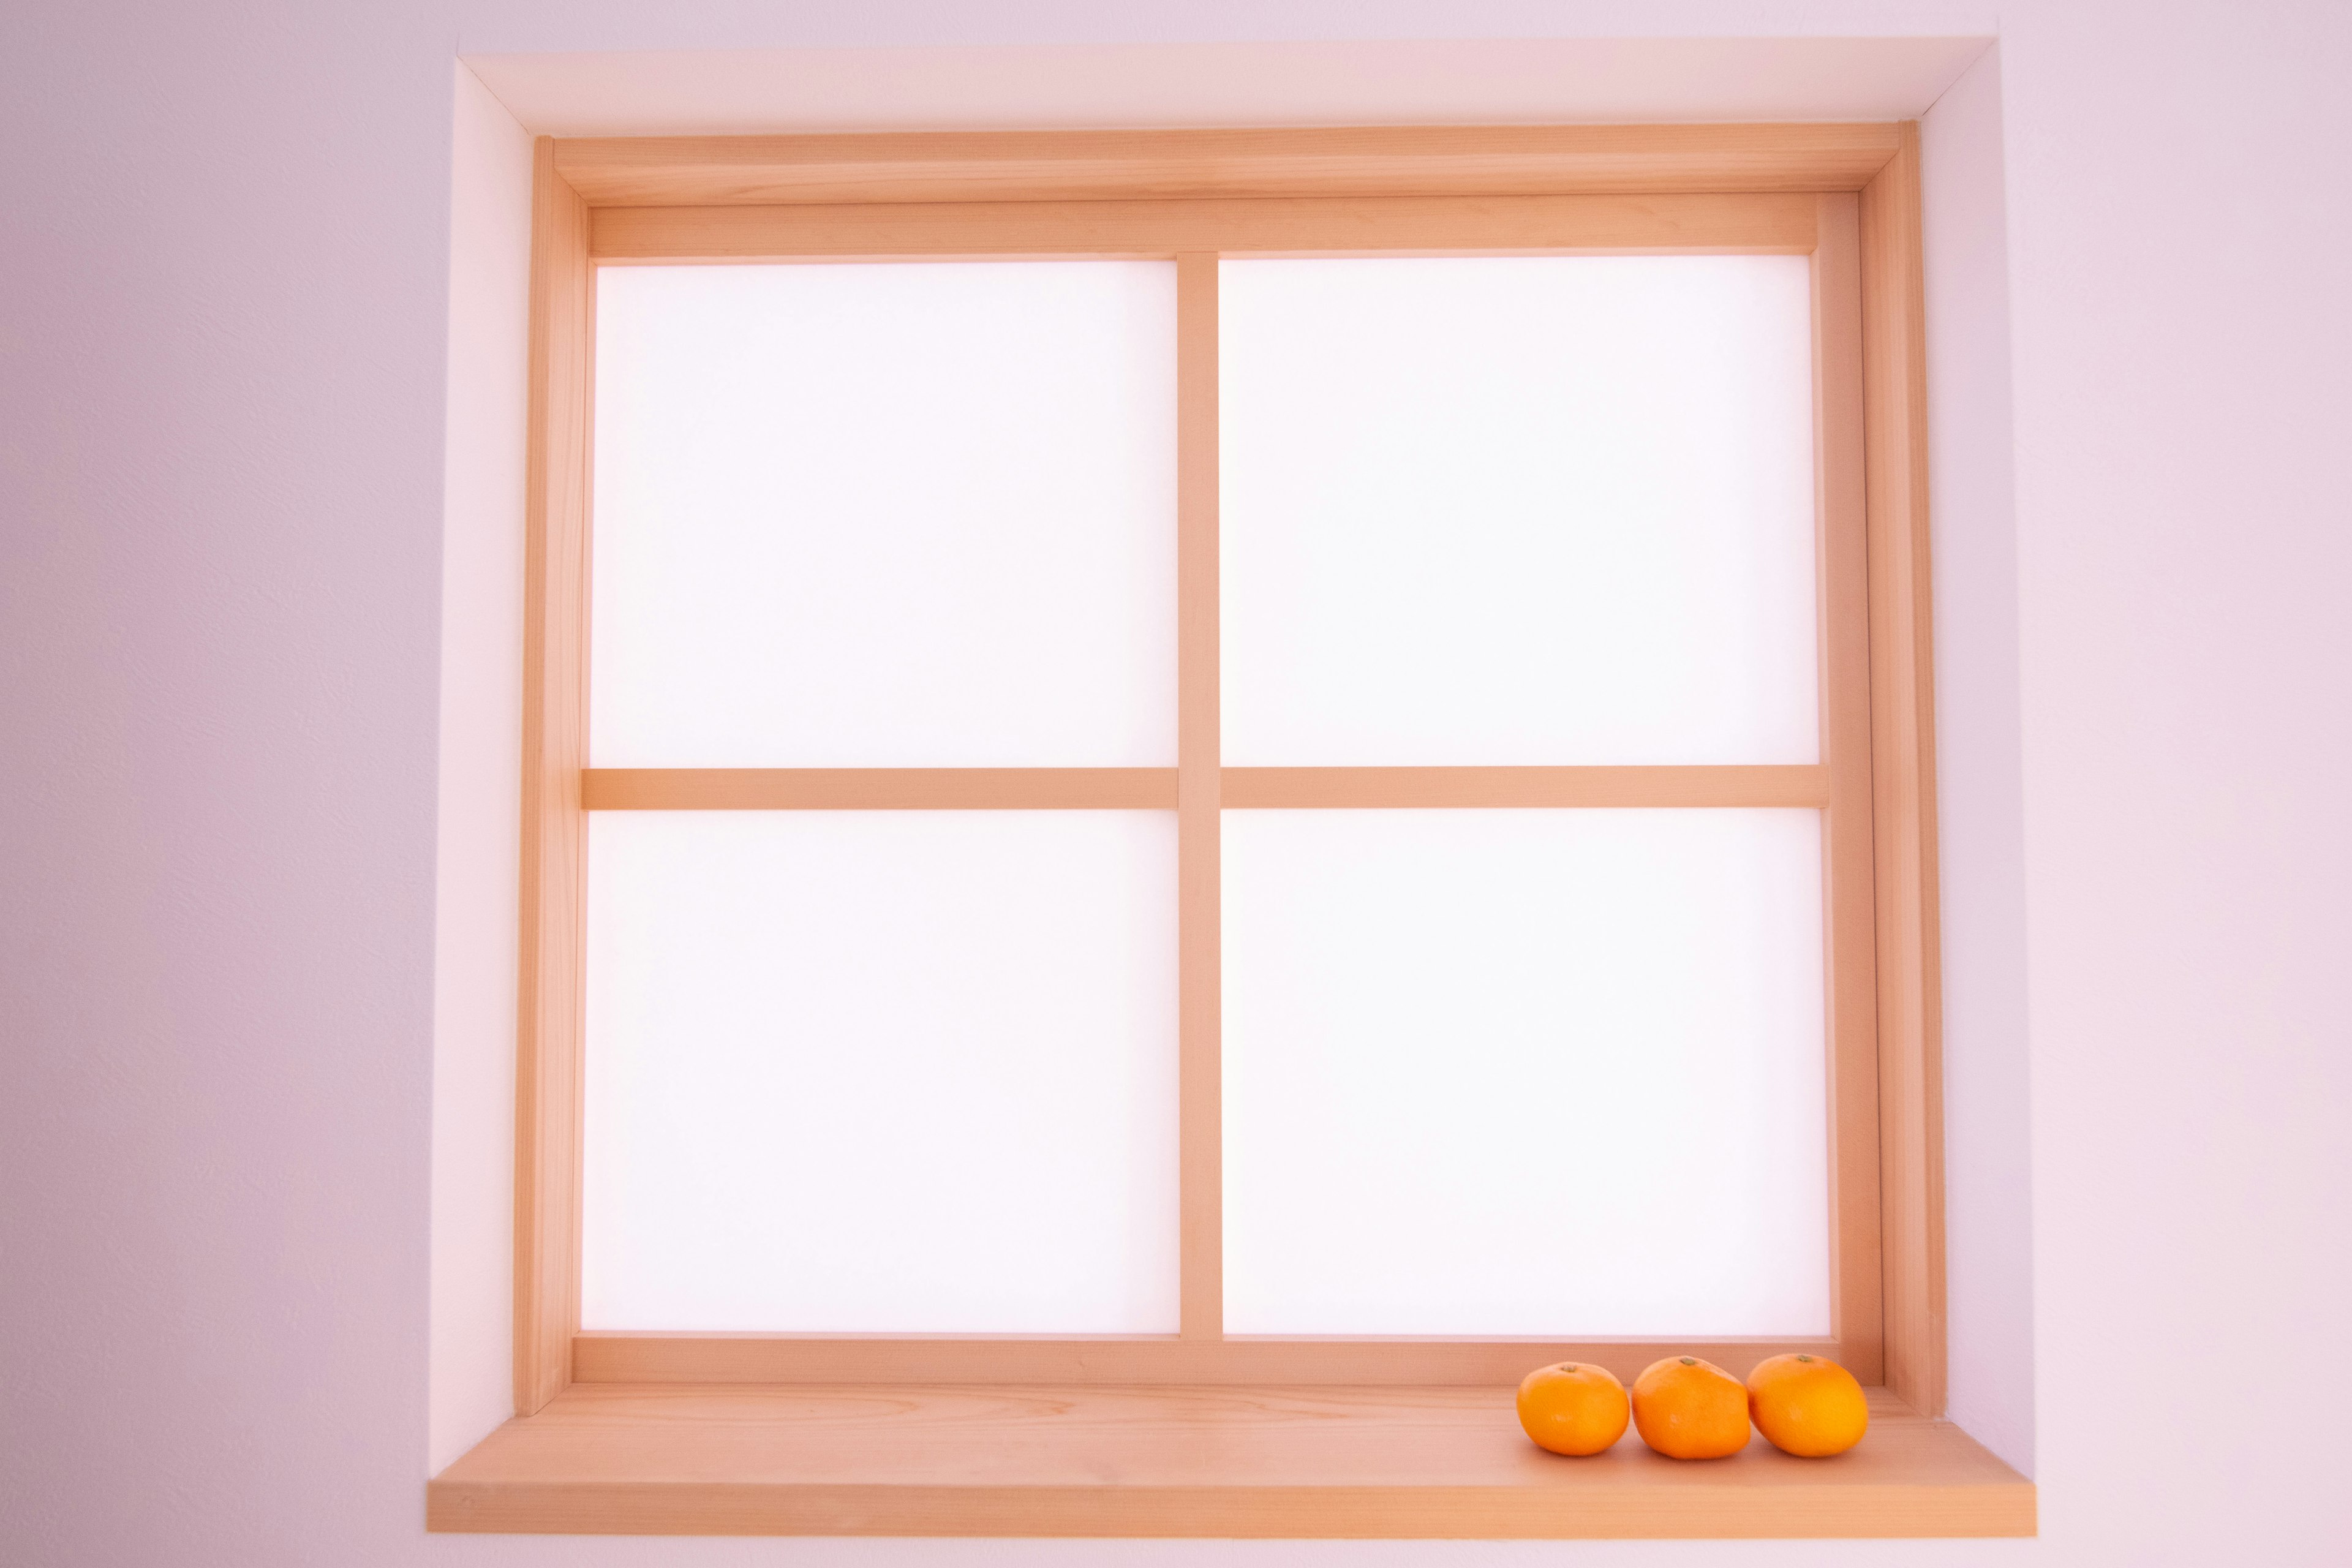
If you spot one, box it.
[1223,809,1829,1336]
[1221,257,1819,765]
[582,811,1178,1332]
[592,262,1176,766]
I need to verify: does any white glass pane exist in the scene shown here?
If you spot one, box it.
[1220,257,1819,765]
[582,811,1178,1332]
[1223,809,1829,1336]
[592,262,1177,766]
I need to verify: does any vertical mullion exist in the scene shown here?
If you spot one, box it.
[1814,191,1887,1385]
[1176,252,1223,1340]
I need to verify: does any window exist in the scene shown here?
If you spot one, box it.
[437,124,2026,1540]
[582,260,1183,1337]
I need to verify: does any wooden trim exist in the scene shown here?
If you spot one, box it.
[571,1335,1849,1389]
[1175,254,1222,1340]
[582,767,1176,811]
[1859,125,1948,1419]
[553,124,1905,208]
[1221,765,1826,810]
[1814,192,1887,1386]
[509,124,1954,1477]
[513,138,594,1418]
[429,1383,2034,1540]
[582,766,1820,811]
[590,192,1816,263]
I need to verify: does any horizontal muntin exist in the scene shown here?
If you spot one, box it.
[581,764,1830,811]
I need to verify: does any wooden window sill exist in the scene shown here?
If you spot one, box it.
[426,1382,2034,1539]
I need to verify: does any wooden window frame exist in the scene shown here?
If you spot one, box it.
[433,123,2025,1540]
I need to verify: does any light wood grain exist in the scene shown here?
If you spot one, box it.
[428,1382,2033,1538]
[591,192,1815,263]
[570,1336,1848,1389]
[553,123,1905,208]
[518,121,1956,1466]
[579,766,1823,811]
[581,767,1177,810]
[513,138,592,1418]
[1813,192,1887,1385]
[1176,254,1222,1341]
[1859,125,1948,1419]
[1221,766,1828,810]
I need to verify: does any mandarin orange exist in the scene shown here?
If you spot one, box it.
[1630,1355,1751,1459]
[1515,1362,1630,1456]
[1744,1353,1869,1457]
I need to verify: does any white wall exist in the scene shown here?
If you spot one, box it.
[429,61,533,1477]
[1919,45,2034,1479]
[2000,1,2352,1556]
[6,2,2350,1564]
[465,36,1989,134]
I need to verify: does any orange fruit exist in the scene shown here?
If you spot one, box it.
[1631,1356,1751,1459]
[1745,1353,1869,1457]
[1515,1362,1630,1456]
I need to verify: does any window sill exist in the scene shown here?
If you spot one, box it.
[426,1382,2034,1539]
